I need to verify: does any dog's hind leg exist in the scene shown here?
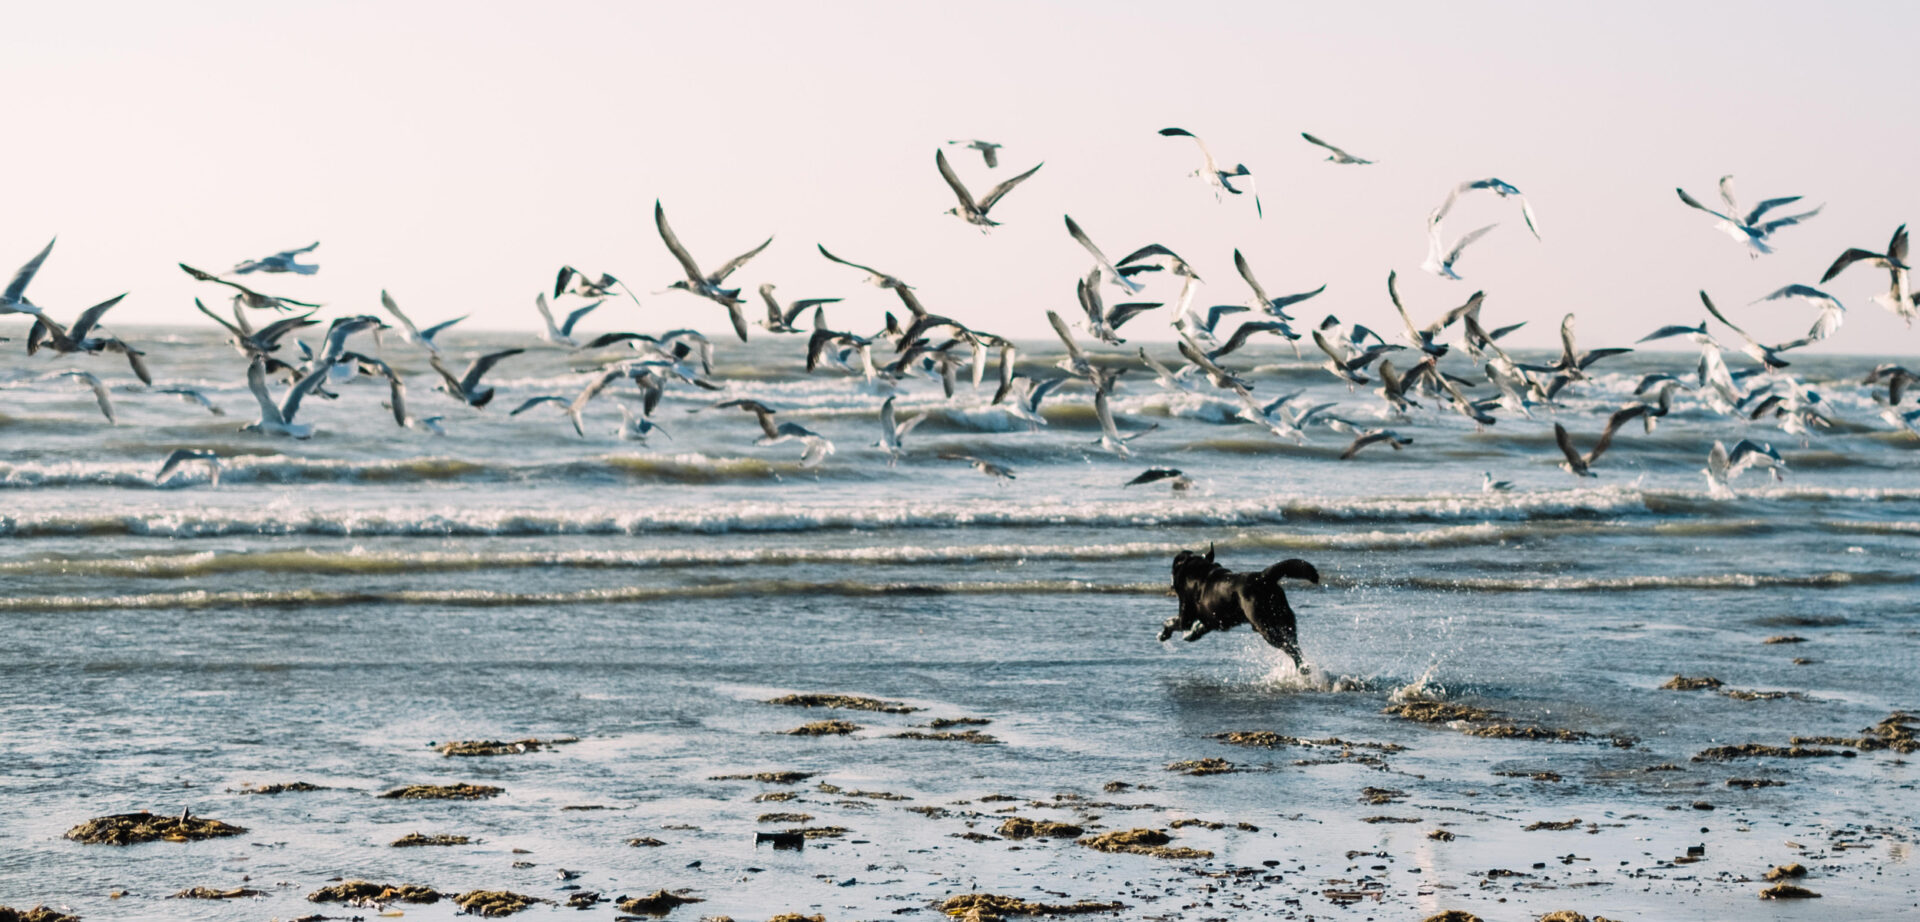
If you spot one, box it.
[1182,620,1214,642]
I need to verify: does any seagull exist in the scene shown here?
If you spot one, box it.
[195,298,318,366]
[335,351,411,430]
[1301,132,1374,165]
[379,290,465,356]
[1125,468,1191,491]
[44,370,115,423]
[1422,187,1497,280]
[935,149,1043,229]
[1090,369,1155,458]
[873,396,929,466]
[1233,249,1323,321]
[1336,426,1413,460]
[945,139,1003,168]
[1699,291,1800,369]
[156,449,222,487]
[1704,439,1787,497]
[1064,215,1146,294]
[554,265,643,309]
[1208,320,1296,360]
[1,237,56,316]
[1386,271,1481,358]
[1181,305,1249,344]
[708,398,836,468]
[1637,320,1710,344]
[941,452,1015,481]
[654,199,772,339]
[1819,224,1914,324]
[231,242,319,275]
[533,293,603,347]
[1455,178,1542,240]
[616,404,669,442]
[1158,127,1261,217]
[241,356,327,438]
[1482,472,1514,493]
[1551,406,1648,478]
[816,245,913,291]
[757,284,841,334]
[1863,364,1914,405]
[1541,312,1633,386]
[155,386,225,416]
[1046,309,1097,379]
[428,349,524,408]
[1753,284,1845,344]
[993,374,1065,429]
[1676,175,1819,257]
[179,263,322,311]
[1074,268,1161,345]
[25,293,150,383]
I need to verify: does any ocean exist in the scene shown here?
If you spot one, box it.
[1,327,1914,920]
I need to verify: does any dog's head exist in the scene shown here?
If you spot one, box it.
[1171,543,1218,587]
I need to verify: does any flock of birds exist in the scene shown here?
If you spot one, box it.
[4,129,1918,496]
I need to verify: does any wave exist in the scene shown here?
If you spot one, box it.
[1398,570,1912,592]
[0,579,1169,612]
[0,452,823,488]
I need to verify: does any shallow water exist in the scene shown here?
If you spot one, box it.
[1,329,1916,919]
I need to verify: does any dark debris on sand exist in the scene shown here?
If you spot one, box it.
[1760,883,1821,899]
[1077,828,1212,859]
[626,836,667,847]
[785,720,861,736]
[616,890,704,915]
[1384,695,1634,747]
[1692,744,1851,762]
[998,817,1085,839]
[169,887,264,900]
[765,693,919,713]
[378,783,503,800]
[924,717,992,728]
[452,890,541,916]
[1524,818,1583,831]
[757,812,813,823]
[939,893,1124,920]
[0,907,81,922]
[1766,862,1809,880]
[1661,675,1725,691]
[890,728,999,744]
[436,737,576,757]
[64,810,245,845]
[711,771,815,784]
[1214,730,1404,752]
[307,881,442,904]
[238,781,327,795]
[1728,777,1787,788]
[1792,711,1920,753]
[1165,757,1238,775]
[391,832,471,847]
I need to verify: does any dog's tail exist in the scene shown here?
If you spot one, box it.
[1257,558,1320,586]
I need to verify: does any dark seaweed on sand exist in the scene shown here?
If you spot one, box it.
[378,783,503,800]
[307,881,442,904]
[765,693,919,713]
[617,890,705,915]
[64,811,245,845]
[452,890,541,916]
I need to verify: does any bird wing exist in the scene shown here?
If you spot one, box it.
[1589,404,1650,463]
[1301,132,1351,160]
[1386,271,1423,344]
[5,237,56,303]
[1046,310,1087,367]
[246,358,286,426]
[68,293,128,342]
[1233,249,1271,309]
[708,235,774,284]
[561,299,604,337]
[380,290,425,340]
[1819,247,1891,283]
[64,371,114,423]
[1558,313,1580,368]
[1552,422,1585,468]
[1698,291,1756,342]
[976,160,1043,213]
[279,362,329,423]
[1675,188,1735,223]
[1158,127,1218,175]
[1063,215,1137,291]
[816,244,894,283]
[1517,195,1542,241]
[533,292,563,338]
[1743,195,1803,227]
[1447,224,1498,266]
[1717,175,1740,215]
[1106,301,1162,330]
[933,148,979,213]
[419,314,466,342]
[1891,224,1911,264]
[653,200,707,282]
[461,348,525,392]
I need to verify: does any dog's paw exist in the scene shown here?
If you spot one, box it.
[1157,625,1174,643]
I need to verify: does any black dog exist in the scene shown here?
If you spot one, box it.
[1160,544,1320,670]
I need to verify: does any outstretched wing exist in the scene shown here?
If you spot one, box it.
[653,200,707,282]
[977,160,1043,213]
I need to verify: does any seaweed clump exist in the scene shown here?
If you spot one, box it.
[1523,818,1583,831]
[391,832,470,847]
[307,881,442,904]
[998,817,1084,839]
[169,887,264,900]
[1661,676,1725,691]
[939,893,1124,919]
[1791,711,1919,754]
[378,783,503,800]
[1077,828,1211,859]
[64,811,245,845]
[437,737,574,757]
[0,907,81,922]
[891,729,999,744]
[710,771,814,784]
[786,720,861,736]
[1165,758,1237,775]
[925,717,992,728]
[1420,912,1482,922]
[765,693,918,713]
[452,890,540,916]
[1384,695,1624,745]
[1766,863,1808,880]
[239,781,326,795]
[616,890,704,915]
[1759,884,1820,899]
[1691,744,1849,762]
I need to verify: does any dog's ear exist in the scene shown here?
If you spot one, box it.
[1205,542,1215,563]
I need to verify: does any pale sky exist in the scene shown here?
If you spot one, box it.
[4,1,1916,354]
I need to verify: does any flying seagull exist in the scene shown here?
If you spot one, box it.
[1125,468,1192,491]
[1064,215,1146,294]
[1301,132,1373,165]
[945,139,1002,168]
[0,237,56,316]
[533,293,604,347]
[1819,224,1914,325]
[935,148,1043,229]
[1676,175,1819,258]
[1455,178,1542,241]
[1158,127,1261,217]
[429,349,524,407]
[654,199,772,339]
[379,290,465,356]
[1552,407,1648,478]
[180,263,322,311]
[231,242,319,275]
[156,449,222,487]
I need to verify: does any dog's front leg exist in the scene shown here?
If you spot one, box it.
[1183,620,1214,642]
